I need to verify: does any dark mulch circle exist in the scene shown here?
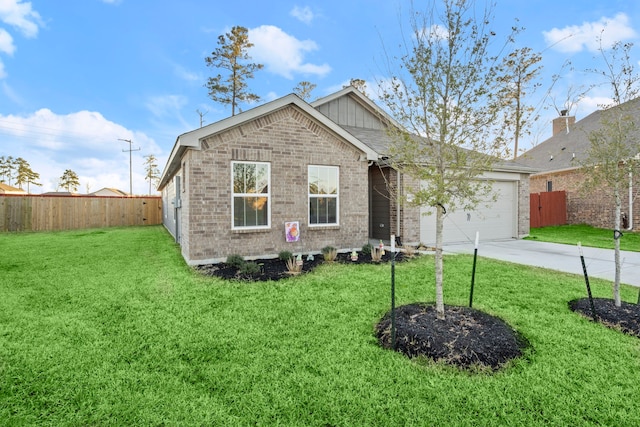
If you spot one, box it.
[196,251,412,281]
[569,297,640,337]
[375,303,530,371]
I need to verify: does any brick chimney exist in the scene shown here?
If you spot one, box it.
[552,109,576,136]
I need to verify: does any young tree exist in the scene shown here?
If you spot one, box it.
[379,0,517,319]
[59,169,80,193]
[496,46,543,159]
[293,81,317,101]
[581,38,640,307]
[143,154,160,195]
[15,157,41,193]
[205,26,263,116]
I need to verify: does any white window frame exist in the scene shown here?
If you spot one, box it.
[231,161,271,230]
[308,165,339,227]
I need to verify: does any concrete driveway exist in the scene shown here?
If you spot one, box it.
[442,239,640,288]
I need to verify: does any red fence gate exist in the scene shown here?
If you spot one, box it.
[530,191,567,228]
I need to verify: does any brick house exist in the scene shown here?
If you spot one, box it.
[519,97,640,231]
[159,87,533,265]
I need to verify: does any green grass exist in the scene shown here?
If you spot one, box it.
[527,224,640,251]
[2,226,640,425]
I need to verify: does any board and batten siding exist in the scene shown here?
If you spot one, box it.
[315,94,384,130]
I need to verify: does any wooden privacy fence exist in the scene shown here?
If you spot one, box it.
[530,191,567,228]
[0,195,162,232]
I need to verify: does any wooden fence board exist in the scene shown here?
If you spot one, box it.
[0,195,162,232]
[530,191,567,228]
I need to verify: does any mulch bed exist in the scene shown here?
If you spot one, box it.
[196,251,411,281]
[569,297,640,337]
[375,303,530,371]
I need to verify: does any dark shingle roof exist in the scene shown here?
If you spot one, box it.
[341,125,536,173]
[518,97,640,172]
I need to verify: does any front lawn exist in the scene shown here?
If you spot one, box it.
[1,226,640,425]
[527,224,640,251]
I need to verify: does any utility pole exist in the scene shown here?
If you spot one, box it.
[119,138,140,196]
[196,109,208,127]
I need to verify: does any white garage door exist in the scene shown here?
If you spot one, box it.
[419,181,516,245]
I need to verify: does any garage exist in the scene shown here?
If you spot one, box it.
[419,180,517,245]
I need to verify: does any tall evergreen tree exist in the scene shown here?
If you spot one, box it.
[15,157,41,193]
[293,81,317,101]
[205,26,263,116]
[0,156,17,185]
[59,169,80,193]
[143,154,160,195]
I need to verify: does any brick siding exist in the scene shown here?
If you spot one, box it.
[531,168,640,231]
[179,105,370,264]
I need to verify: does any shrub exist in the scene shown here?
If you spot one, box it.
[322,246,337,262]
[226,254,245,269]
[371,247,383,262]
[285,257,302,275]
[402,245,416,258]
[239,261,260,275]
[279,251,293,262]
[361,243,373,255]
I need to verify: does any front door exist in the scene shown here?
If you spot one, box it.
[369,166,391,240]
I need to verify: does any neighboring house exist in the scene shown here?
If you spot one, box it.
[159,87,534,265]
[0,183,27,195]
[519,98,640,231]
[88,187,130,197]
[40,192,78,196]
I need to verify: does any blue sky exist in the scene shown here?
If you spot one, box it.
[1,0,639,194]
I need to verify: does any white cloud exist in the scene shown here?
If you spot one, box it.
[145,94,188,118]
[0,109,162,194]
[173,63,199,82]
[0,0,43,38]
[543,13,636,53]
[0,28,15,55]
[0,59,5,78]
[290,6,314,25]
[248,25,331,79]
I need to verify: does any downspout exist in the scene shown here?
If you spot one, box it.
[629,170,634,230]
[396,170,402,242]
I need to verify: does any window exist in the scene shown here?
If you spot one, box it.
[546,180,553,192]
[232,162,270,228]
[308,165,339,226]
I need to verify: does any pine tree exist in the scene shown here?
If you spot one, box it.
[143,154,160,195]
[205,26,263,116]
[59,169,80,193]
[293,81,317,101]
[15,157,41,193]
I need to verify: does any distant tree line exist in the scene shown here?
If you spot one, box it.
[0,156,42,193]
[1,154,160,195]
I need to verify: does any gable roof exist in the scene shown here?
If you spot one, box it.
[519,97,640,173]
[89,187,129,197]
[158,93,380,190]
[313,87,535,174]
[0,183,26,194]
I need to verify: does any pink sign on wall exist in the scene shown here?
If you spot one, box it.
[285,221,300,242]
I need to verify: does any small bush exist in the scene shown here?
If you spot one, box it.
[371,247,383,262]
[322,246,337,262]
[226,254,245,269]
[285,257,302,275]
[278,251,293,262]
[239,261,260,275]
[402,245,416,258]
[361,243,373,255]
